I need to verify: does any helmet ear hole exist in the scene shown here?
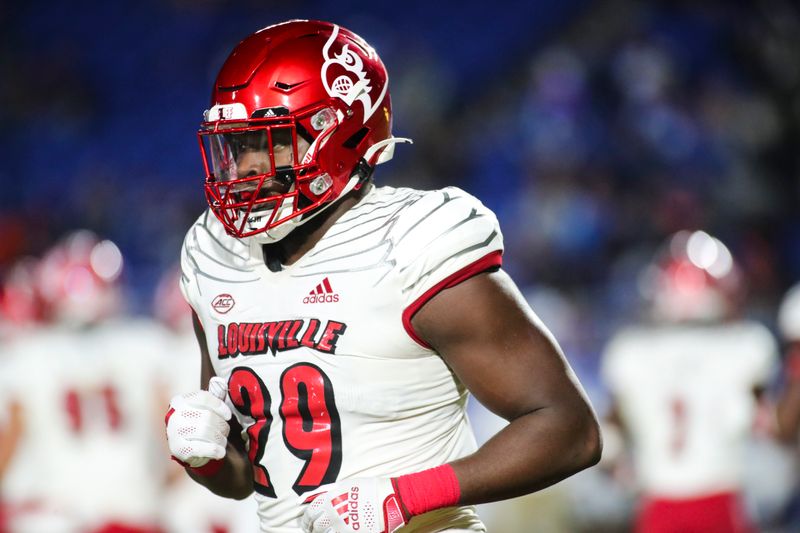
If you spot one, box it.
[343,127,370,149]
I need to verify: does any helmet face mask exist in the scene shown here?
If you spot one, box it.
[198,20,408,242]
[199,106,338,239]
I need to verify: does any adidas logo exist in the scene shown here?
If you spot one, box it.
[332,491,351,525]
[303,277,340,304]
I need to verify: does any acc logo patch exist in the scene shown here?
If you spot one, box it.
[211,293,235,314]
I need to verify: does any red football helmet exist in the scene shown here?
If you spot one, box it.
[639,230,744,323]
[36,230,125,326]
[199,19,410,242]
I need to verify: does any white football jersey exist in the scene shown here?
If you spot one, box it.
[0,319,169,531]
[601,322,778,498]
[180,185,503,532]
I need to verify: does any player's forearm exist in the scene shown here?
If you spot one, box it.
[775,354,800,444]
[449,402,601,505]
[186,441,254,499]
[313,405,599,531]
[775,384,800,444]
[0,403,23,480]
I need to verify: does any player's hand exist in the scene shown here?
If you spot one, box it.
[299,478,408,533]
[165,376,231,468]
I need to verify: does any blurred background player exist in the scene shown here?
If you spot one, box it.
[153,266,259,533]
[0,257,42,533]
[776,283,800,445]
[601,230,780,533]
[771,282,800,529]
[0,231,169,533]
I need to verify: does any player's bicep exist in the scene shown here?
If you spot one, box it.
[411,269,586,421]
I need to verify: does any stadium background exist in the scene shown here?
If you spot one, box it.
[1,0,799,531]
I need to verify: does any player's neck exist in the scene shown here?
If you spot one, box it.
[263,183,372,269]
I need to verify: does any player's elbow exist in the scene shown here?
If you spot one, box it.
[579,413,603,469]
[229,486,255,500]
[563,405,603,473]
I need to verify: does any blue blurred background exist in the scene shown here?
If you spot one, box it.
[4,0,799,385]
[2,0,800,530]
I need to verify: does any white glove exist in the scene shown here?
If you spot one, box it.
[300,478,407,533]
[165,376,231,468]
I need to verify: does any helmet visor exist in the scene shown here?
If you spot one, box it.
[198,107,339,238]
[203,125,302,201]
[200,123,312,232]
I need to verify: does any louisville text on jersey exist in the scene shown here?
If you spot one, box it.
[217,319,347,358]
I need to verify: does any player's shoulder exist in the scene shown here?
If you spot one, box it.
[603,325,653,358]
[602,325,640,373]
[601,324,659,383]
[180,210,261,293]
[721,319,778,356]
[393,185,497,232]
[369,185,503,259]
[364,185,503,301]
[92,317,170,344]
[344,184,497,224]
[704,320,778,383]
[81,319,167,367]
[1,325,75,375]
[182,210,252,265]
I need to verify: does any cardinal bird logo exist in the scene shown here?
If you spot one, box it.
[321,25,387,124]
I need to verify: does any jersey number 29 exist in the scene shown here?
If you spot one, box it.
[228,363,342,497]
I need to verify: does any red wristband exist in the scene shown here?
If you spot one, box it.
[392,464,461,518]
[170,456,225,477]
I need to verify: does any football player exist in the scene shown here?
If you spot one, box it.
[776,282,800,444]
[165,20,601,533]
[601,230,778,533]
[0,231,169,533]
[0,257,42,532]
